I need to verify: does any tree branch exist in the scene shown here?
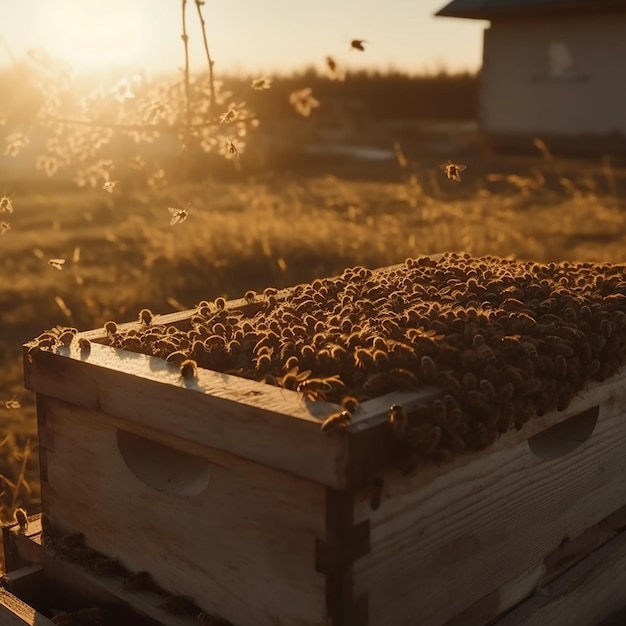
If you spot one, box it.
[194,0,217,115]
[181,0,192,138]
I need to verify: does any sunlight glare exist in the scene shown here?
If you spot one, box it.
[45,0,149,71]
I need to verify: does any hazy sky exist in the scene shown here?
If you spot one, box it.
[0,0,487,76]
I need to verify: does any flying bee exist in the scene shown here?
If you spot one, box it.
[388,403,408,439]
[439,160,467,182]
[168,203,189,225]
[180,359,198,380]
[102,179,118,193]
[48,258,66,270]
[321,410,351,433]
[5,395,21,409]
[0,192,15,213]
[14,507,28,532]
[350,39,367,51]
[369,478,384,511]
[227,138,239,159]
[158,594,197,615]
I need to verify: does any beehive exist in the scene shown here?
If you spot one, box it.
[21,254,626,625]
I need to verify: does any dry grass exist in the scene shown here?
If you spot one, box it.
[1,155,625,533]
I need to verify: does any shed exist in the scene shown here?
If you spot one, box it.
[435,0,626,153]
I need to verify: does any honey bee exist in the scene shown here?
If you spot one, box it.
[407,423,441,453]
[215,297,226,310]
[244,290,256,304]
[350,39,367,51]
[227,138,239,159]
[14,507,28,532]
[340,396,361,413]
[5,395,21,409]
[51,611,73,625]
[439,161,467,182]
[476,343,497,365]
[122,570,156,591]
[104,321,118,335]
[320,410,351,433]
[89,555,127,577]
[0,193,15,213]
[388,403,408,439]
[139,308,153,326]
[48,258,66,270]
[158,594,197,615]
[102,179,119,193]
[0,221,10,235]
[168,204,189,225]
[420,355,437,381]
[369,478,384,511]
[180,359,198,380]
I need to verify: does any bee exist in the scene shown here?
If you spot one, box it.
[139,308,153,326]
[89,555,127,577]
[0,221,10,235]
[243,290,256,304]
[476,343,497,366]
[521,341,538,358]
[227,138,239,159]
[251,76,271,90]
[350,39,367,51]
[340,396,361,413]
[158,594,197,615]
[388,403,408,439]
[51,611,73,625]
[180,359,198,380]
[369,478,385,511]
[104,321,118,335]
[48,258,66,270]
[407,423,442,453]
[14,507,28,532]
[0,193,15,213]
[5,395,21,409]
[519,378,542,396]
[122,570,155,591]
[439,160,467,182]
[420,355,437,381]
[214,297,226,310]
[168,204,189,225]
[320,410,351,433]
[102,179,118,193]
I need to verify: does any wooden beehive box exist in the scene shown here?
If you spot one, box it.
[21,258,626,626]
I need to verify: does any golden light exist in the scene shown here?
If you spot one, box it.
[44,0,150,72]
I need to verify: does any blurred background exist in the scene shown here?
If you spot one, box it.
[1,0,625,527]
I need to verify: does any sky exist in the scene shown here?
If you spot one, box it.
[0,0,488,77]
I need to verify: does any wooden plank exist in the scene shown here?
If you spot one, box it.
[40,397,328,626]
[24,342,348,487]
[0,564,46,609]
[496,527,626,626]
[446,502,626,625]
[25,341,445,489]
[0,588,54,625]
[351,373,626,626]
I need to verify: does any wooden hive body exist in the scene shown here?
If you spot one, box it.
[21,266,626,626]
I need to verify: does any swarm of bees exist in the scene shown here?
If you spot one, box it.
[34,254,626,473]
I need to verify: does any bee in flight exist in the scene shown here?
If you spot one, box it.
[48,258,66,270]
[168,203,189,225]
[439,160,467,182]
[102,179,119,193]
[350,39,367,51]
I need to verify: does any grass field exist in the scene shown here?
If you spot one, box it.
[1,149,626,533]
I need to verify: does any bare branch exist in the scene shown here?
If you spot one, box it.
[181,0,192,136]
[194,0,217,115]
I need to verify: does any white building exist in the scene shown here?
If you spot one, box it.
[436,0,626,153]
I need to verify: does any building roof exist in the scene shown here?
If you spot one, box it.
[435,0,626,20]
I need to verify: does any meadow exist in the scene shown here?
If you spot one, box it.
[2,142,626,535]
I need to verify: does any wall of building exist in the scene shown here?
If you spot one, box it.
[480,12,626,137]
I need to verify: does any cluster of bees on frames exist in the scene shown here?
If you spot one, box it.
[39,514,234,625]
[36,253,626,473]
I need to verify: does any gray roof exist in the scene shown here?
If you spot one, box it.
[436,0,626,19]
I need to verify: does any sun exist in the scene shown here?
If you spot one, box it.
[44,0,150,72]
